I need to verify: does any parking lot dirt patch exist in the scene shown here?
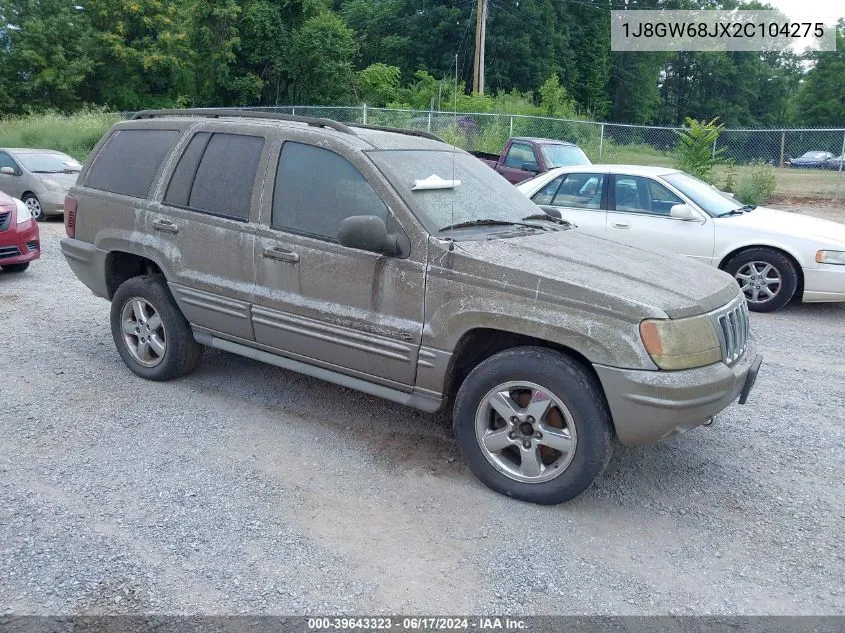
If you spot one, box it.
[1,220,843,615]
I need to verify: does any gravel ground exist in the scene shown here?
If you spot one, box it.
[1,216,843,616]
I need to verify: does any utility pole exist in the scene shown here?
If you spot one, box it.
[472,0,488,95]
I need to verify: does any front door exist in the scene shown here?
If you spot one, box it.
[498,141,539,183]
[252,134,426,388]
[530,172,608,236]
[0,151,22,198]
[606,175,715,263]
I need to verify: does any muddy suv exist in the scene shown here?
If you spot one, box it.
[62,109,761,504]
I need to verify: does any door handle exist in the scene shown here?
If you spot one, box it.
[152,218,179,233]
[262,246,299,263]
[611,221,631,229]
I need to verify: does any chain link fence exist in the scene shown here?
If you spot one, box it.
[247,105,845,201]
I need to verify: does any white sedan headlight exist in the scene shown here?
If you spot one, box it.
[15,198,32,224]
[816,250,845,266]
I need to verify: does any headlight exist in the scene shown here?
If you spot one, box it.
[640,314,722,370]
[15,198,32,224]
[41,178,66,192]
[816,250,845,266]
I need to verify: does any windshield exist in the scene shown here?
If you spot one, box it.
[369,149,543,234]
[662,172,742,217]
[539,144,591,168]
[14,152,82,173]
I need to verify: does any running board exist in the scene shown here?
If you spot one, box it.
[194,331,443,413]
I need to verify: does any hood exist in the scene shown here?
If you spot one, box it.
[721,207,845,247]
[453,230,739,319]
[37,172,79,190]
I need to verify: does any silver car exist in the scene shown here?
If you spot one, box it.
[0,148,82,220]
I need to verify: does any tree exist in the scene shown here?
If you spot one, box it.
[793,24,845,127]
[358,63,401,106]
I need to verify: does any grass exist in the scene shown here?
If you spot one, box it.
[0,110,121,160]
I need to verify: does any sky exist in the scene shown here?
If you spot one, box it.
[765,0,844,22]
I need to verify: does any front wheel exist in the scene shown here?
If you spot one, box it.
[110,275,203,381]
[724,247,798,312]
[1,262,29,272]
[453,347,613,505]
[22,194,44,222]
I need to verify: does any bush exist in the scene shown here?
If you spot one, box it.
[0,109,121,160]
[674,117,725,184]
[736,162,777,205]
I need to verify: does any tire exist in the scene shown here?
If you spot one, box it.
[723,247,798,313]
[110,275,203,381]
[453,346,613,505]
[22,193,45,222]
[2,262,30,272]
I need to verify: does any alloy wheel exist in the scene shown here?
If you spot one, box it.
[120,297,166,367]
[735,261,782,305]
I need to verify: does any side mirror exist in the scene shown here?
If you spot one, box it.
[670,203,700,221]
[0,166,15,176]
[337,215,397,256]
[723,191,736,198]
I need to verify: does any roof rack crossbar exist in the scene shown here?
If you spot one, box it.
[349,123,445,143]
[131,108,356,136]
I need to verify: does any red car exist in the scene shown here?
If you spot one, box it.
[0,190,40,272]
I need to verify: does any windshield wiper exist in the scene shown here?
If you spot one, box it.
[438,219,545,232]
[522,213,573,228]
[718,204,755,217]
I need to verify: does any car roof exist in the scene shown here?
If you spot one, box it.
[0,148,68,154]
[511,137,577,146]
[543,164,680,177]
[117,116,455,152]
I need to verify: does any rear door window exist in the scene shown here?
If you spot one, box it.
[164,132,265,220]
[86,129,179,198]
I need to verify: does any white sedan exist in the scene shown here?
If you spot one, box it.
[516,165,845,312]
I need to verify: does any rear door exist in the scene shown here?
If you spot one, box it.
[251,130,426,388]
[605,174,715,263]
[530,172,608,236]
[148,122,275,341]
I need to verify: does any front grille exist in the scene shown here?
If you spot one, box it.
[0,211,10,232]
[0,245,21,260]
[26,241,39,252]
[710,296,750,365]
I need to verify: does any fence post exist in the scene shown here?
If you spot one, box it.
[779,130,786,167]
[428,111,432,132]
[291,107,295,116]
[835,131,845,201]
[712,138,717,159]
[509,116,514,137]
[362,104,367,125]
[599,123,605,160]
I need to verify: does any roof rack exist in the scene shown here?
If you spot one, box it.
[131,108,356,136]
[349,124,445,143]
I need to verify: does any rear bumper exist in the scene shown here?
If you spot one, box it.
[802,266,845,302]
[0,220,40,265]
[594,339,761,446]
[60,237,110,298]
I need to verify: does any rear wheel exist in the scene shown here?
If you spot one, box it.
[22,194,44,222]
[724,247,798,312]
[110,275,202,380]
[453,347,612,505]
[1,262,29,273]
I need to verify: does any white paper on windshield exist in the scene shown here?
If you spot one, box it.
[411,174,462,191]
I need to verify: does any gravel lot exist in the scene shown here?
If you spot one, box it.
[1,215,844,616]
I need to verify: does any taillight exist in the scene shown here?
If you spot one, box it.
[64,194,77,238]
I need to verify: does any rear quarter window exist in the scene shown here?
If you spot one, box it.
[85,129,180,198]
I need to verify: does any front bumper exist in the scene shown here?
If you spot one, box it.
[40,191,66,216]
[0,219,40,266]
[594,339,761,446]
[802,266,845,302]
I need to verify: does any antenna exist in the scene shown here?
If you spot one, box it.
[449,52,458,250]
